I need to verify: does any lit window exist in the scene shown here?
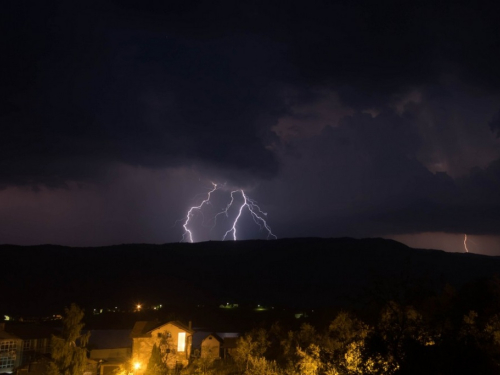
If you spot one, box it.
[0,341,17,369]
[177,332,186,352]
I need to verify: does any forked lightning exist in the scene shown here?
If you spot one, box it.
[181,184,276,242]
[182,183,218,243]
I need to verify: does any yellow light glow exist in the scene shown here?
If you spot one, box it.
[178,332,186,352]
[136,304,142,310]
[134,362,141,370]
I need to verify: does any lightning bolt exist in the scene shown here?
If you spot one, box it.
[210,188,236,233]
[464,234,469,253]
[182,183,218,243]
[222,190,277,241]
[180,185,277,242]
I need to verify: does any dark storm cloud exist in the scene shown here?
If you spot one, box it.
[264,108,500,238]
[3,0,500,188]
[490,110,500,138]
[2,1,293,187]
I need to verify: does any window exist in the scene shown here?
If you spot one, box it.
[0,341,16,352]
[177,332,186,352]
[0,356,16,369]
[0,341,17,369]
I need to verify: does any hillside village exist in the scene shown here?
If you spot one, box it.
[1,318,238,375]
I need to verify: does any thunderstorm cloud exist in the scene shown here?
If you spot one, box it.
[1,0,500,251]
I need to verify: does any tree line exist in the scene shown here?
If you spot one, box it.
[46,275,500,375]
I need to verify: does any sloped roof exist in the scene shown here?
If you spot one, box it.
[192,331,239,347]
[88,330,132,349]
[202,333,223,344]
[1,323,55,340]
[130,320,193,338]
[0,330,19,340]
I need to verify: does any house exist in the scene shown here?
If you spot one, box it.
[192,332,239,360]
[0,323,54,374]
[4,324,53,367]
[88,330,132,375]
[130,320,194,371]
[200,334,223,359]
[0,323,22,373]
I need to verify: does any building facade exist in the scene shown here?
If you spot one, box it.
[0,325,22,373]
[130,321,193,372]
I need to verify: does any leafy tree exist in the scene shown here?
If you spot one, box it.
[158,331,177,369]
[145,343,168,375]
[233,329,270,371]
[295,344,321,375]
[323,311,371,375]
[281,323,320,369]
[47,304,90,375]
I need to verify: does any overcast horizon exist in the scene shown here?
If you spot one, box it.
[2,1,500,255]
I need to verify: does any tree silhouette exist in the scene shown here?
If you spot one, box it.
[145,343,167,375]
[47,304,90,375]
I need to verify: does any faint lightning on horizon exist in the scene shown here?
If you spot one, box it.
[181,184,277,242]
[464,234,469,253]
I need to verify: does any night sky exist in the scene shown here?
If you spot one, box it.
[2,1,500,254]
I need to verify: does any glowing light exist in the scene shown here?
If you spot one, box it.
[180,184,276,242]
[134,362,141,370]
[464,234,469,253]
[178,332,186,352]
[182,183,218,243]
[136,304,142,311]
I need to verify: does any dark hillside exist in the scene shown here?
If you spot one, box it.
[1,238,500,316]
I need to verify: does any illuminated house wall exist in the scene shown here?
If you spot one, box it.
[130,321,193,371]
[201,334,223,359]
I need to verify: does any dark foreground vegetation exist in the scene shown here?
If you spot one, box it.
[179,275,500,375]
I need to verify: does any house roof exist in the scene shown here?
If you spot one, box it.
[192,331,239,348]
[1,324,55,340]
[0,330,19,340]
[202,333,223,344]
[130,320,194,338]
[88,330,132,349]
